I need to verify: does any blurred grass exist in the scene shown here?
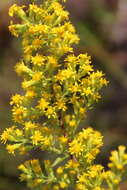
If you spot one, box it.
[1,0,127,189]
[76,21,127,89]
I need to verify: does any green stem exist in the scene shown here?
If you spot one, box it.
[52,154,69,167]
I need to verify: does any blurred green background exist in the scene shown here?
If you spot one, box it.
[1,0,127,189]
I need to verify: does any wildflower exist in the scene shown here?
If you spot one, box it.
[69,140,83,157]
[59,136,68,144]
[59,181,68,189]
[32,39,43,50]
[56,167,64,174]
[1,129,12,144]
[12,106,27,122]
[31,160,42,174]
[15,129,23,137]
[65,160,79,169]
[47,56,58,68]
[29,4,45,16]
[9,4,26,18]
[45,106,56,118]
[18,164,27,172]
[15,62,32,76]
[8,25,19,37]
[28,24,48,35]
[55,99,67,111]
[32,72,43,82]
[10,94,23,105]
[31,179,43,187]
[76,183,84,190]
[69,120,76,127]
[69,84,79,93]
[2,0,113,190]
[31,54,45,66]
[37,98,49,110]
[6,144,21,154]
[83,87,93,96]
[24,121,38,131]
[43,136,51,147]
[77,173,87,183]
[53,185,59,190]
[25,90,36,99]
[31,131,43,145]
[55,69,75,82]
[79,107,86,115]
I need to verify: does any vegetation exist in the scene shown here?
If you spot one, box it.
[1,0,127,189]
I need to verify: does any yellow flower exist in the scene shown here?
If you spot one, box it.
[83,87,93,96]
[31,131,43,145]
[53,185,59,190]
[77,173,87,183]
[8,25,19,37]
[69,85,79,93]
[55,99,67,111]
[25,90,36,99]
[5,0,110,189]
[12,106,27,122]
[18,164,27,172]
[65,54,77,63]
[37,98,49,110]
[116,164,123,170]
[69,140,83,157]
[56,166,63,174]
[56,69,75,82]
[31,179,43,187]
[88,165,104,178]
[31,54,45,66]
[65,159,79,169]
[51,2,63,12]
[24,121,38,130]
[1,129,12,144]
[32,38,42,47]
[10,94,23,105]
[1,126,16,143]
[29,4,45,18]
[31,160,42,174]
[79,107,86,115]
[43,137,51,147]
[45,106,56,118]
[6,144,19,154]
[114,179,119,185]
[28,24,48,35]
[9,4,25,17]
[48,56,58,68]
[32,72,43,82]
[76,183,84,190]
[69,120,76,127]
[59,181,68,189]
[9,4,19,16]
[59,136,68,144]
[15,129,23,137]
[15,62,32,76]
[93,187,101,190]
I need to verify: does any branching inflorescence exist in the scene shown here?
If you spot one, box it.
[1,0,127,190]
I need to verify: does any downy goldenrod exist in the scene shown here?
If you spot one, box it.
[1,0,127,190]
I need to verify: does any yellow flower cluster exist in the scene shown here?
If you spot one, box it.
[18,159,44,188]
[1,0,108,157]
[2,0,127,190]
[105,146,127,189]
[69,128,103,163]
[108,145,127,171]
[76,165,104,190]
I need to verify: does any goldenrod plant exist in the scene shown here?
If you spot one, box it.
[1,0,127,189]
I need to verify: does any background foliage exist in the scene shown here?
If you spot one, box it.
[0,0,127,189]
